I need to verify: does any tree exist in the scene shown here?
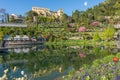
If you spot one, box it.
[26,10,38,24]
[114,2,120,15]
[72,10,80,22]
[0,31,4,41]
[38,17,48,23]
[61,13,68,22]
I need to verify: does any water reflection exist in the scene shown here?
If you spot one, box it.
[0,49,10,54]
[0,44,119,79]
[6,45,46,53]
[13,48,30,53]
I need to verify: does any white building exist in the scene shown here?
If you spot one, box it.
[9,14,26,23]
[10,14,18,19]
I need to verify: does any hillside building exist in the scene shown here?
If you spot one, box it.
[32,7,64,19]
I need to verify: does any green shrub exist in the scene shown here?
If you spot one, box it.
[93,33,101,41]
[103,26,115,41]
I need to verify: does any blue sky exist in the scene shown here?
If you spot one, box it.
[0,0,104,16]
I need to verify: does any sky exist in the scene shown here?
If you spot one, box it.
[0,0,105,16]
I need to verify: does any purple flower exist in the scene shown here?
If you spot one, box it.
[114,76,120,80]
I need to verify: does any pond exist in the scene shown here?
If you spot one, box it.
[0,44,119,80]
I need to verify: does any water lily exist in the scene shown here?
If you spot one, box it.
[4,69,8,74]
[13,66,17,72]
[21,71,24,75]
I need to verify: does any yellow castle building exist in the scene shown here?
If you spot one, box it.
[32,7,64,19]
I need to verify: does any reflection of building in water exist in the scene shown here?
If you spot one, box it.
[14,48,30,53]
[14,35,29,41]
[22,48,30,53]
[6,45,46,53]
[14,48,21,53]
[0,49,10,54]
[8,49,11,52]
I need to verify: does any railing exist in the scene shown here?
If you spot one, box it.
[6,59,28,64]
[0,23,27,27]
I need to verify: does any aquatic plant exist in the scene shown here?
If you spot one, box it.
[0,67,34,80]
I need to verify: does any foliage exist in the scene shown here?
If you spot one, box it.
[22,0,120,41]
[72,10,81,22]
[0,31,4,40]
[62,53,120,80]
[61,13,69,22]
[26,10,38,23]
[71,0,120,27]
[103,26,115,41]
[93,33,101,41]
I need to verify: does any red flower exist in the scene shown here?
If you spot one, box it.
[113,57,119,62]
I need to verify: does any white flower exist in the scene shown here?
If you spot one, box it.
[59,67,62,72]
[24,74,27,77]
[16,78,21,80]
[21,77,24,80]
[21,71,24,75]
[62,76,65,79]
[4,69,8,74]
[13,66,17,72]
[2,74,7,79]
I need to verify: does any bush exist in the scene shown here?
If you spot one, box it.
[93,33,101,41]
[103,26,115,41]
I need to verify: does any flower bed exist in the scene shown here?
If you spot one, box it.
[62,53,120,80]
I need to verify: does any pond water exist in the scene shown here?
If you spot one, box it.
[0,44,119,80]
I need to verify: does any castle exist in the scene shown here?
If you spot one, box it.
[32,7,64,19]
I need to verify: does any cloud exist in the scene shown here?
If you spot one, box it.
[84,1,88,6]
